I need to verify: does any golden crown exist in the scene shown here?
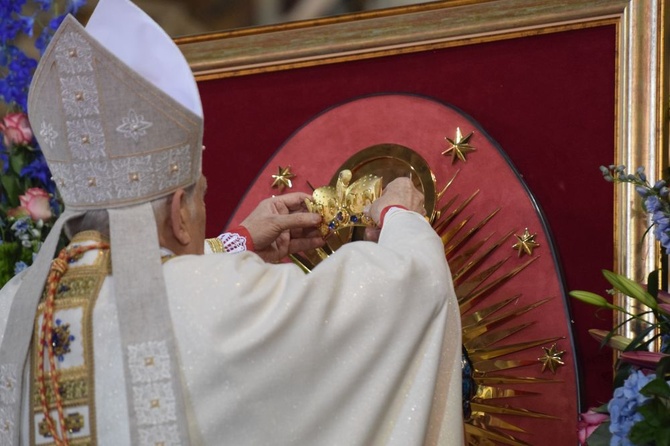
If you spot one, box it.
[305,169,383,237]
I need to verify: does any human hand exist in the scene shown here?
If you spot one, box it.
[367,177,425,225]
[240,192,325,263]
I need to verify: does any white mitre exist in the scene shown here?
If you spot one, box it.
[0,1,202,444]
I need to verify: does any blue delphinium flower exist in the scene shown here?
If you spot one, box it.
[21,154,51,186]
[602,165,670,254]
[11,218,29,236]
[608,370,655,445]
[14,261,27,275]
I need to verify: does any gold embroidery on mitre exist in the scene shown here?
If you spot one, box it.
[305,169,382,237]
[29,231,110,446]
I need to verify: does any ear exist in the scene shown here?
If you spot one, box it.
[170,188,192,246]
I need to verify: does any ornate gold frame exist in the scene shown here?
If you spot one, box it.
[178,0,668,342]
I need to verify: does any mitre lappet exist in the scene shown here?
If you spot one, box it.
[0,0,203,443]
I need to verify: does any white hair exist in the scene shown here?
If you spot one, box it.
[63,184,196,239]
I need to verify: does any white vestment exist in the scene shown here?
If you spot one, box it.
[0,209,463,445]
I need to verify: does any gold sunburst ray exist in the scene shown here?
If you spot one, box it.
[432,194,460,227]
[441,214,473,246]
[297,147,574,444]
[433,190,480,234]
[456,258,509,302]
[465,423,531,446]
[473,358,540,373]
[459,257,539,312]
[464,321,536,350]
[475,385,540,400]
[469,336,564,362]
[470,413,528,434]
[470,403,560,420]
[476,375,563,385]
[449,233,493,273]
[452,231,515,282]
[462,298,552,341]
[445,208,501,257]
[436,169,461,202]
[461,295,520,329]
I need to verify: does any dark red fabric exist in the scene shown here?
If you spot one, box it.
[229,225,254,252]
[198,25,616,409]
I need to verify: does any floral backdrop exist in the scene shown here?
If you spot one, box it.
[0,0,85,287]
[573,166,670,446]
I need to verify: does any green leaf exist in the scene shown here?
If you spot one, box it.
[0,175,20,207]
[602,269,658,310]
[657,433,670,446]
[624,324,660,352]
[569,290,614,308]
[592,403,609,414]
[585,422,612,446]
[9,151,25,176]
[641,377,670,399]
[0,242,20,288]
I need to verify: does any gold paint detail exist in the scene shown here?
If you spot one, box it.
[538,343,566,374]
[129,172,140,182]
[271,165,295,192]
[87,177,96,187]
[442,127,476,164]
[170,163,179,173]
[145,356,155,366]
[512,228,540,257]
[74,91,84,101]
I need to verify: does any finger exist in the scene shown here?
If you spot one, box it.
[274,192,313,211]
[287,236,326,254]
[290,226,323,240]
[272,213,322,232]
[364,227,381,242]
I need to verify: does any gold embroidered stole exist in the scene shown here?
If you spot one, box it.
[29,231,110,446]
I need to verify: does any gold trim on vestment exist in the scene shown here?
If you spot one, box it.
[30,231,110,446]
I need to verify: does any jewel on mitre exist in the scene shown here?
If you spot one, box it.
[305,169,382,237]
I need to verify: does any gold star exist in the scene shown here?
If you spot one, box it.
[512,228,540,257]
[271,165,296,193]
[441,127,476,164]
[538,343,565,374]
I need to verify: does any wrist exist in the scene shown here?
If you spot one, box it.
[378,205,408,227]
[206,226,255,253]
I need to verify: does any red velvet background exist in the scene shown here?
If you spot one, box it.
[197,25,616,408]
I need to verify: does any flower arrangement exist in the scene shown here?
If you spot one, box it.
[0,0,86,287]
[571,165,670,446]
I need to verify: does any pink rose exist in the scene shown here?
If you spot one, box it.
[578,409,609,445]
[19,188,52,221]
[0,112,33,147]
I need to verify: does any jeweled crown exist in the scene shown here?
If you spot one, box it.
[305,169,383,237]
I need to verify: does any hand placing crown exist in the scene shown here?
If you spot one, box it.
[305,169,383,237]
